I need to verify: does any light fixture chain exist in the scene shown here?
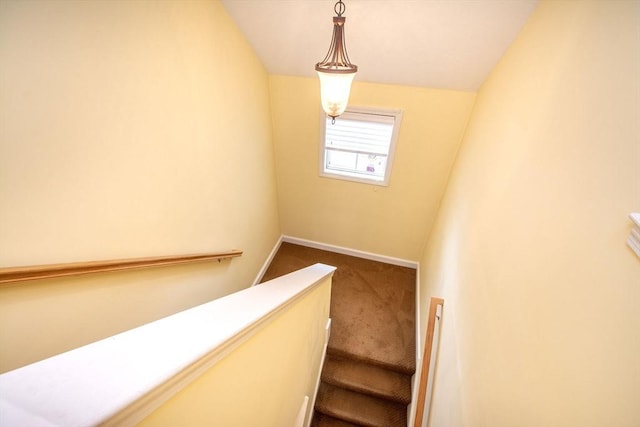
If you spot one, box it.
[334,0,346,17]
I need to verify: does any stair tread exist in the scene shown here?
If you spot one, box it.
[328,347,415,376]
[322,355,412,405]
[311,412,360,427]
[315,382,407,427]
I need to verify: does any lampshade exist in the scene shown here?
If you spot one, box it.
[316,70,356,119]
[315,2,357,120]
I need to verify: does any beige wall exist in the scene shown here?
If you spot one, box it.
[0,0,280,373]
[419,1,640,426]
[138,276,331,427]
[270,75,475,261]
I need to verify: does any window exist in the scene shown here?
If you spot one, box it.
[319,107,402,186]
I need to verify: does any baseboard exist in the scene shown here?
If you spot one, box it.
[408,351,422,427]
[255,235,419,285]
[251,235,284,286]
[295,396,309,427]
[409,263,421,427]
[306,318,332,427]
[282,236,419,269]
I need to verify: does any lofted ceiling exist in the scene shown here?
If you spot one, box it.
[220,0,539,92]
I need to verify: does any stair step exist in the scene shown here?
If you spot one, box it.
[322,355,412,405]
[315,382,407,427]
[328,347,415,376]
[311,412,360,427]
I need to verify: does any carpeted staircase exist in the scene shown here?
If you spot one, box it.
[260,242,416,427]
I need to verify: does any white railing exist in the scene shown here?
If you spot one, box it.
[0,263,336,427]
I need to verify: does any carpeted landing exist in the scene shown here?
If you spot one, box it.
[260,242,416,427]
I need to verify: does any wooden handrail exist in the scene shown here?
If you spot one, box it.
[0,250,242,285]
[414,297,444,427]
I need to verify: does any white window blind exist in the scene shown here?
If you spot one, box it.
[320,108,402,186]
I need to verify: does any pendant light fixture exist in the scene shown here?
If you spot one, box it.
[315,0,358,122]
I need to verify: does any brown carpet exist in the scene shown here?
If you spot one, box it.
[260,242,416,426]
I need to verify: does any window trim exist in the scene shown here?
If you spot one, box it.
[318,106,403,186]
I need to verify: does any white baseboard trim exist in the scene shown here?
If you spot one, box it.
[251,235,284,286]
[282,235,419,269]
[306,318,331,427]
[295,395,309,427]
[408,263,421,427]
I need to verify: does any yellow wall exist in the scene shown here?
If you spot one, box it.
[0,0,280,373]
[138,277,331,427]
[419,1,640,426]
[270,75,475,261]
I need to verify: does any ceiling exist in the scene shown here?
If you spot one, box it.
[220,0,538,92]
